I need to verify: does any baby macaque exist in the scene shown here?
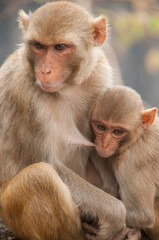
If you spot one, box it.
[90,85,159,240]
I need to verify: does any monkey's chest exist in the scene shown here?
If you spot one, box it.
[39,99,90,177]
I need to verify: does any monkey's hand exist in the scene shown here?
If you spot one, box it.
[82,215,127,240]
[124,228,141,240]
[57,164,126,240]
[82,218,99,240]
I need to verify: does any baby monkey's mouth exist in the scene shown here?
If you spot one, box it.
[96,148,114,158]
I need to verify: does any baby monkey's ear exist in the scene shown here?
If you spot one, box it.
[140,108,157,129]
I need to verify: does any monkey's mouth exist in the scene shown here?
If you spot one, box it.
[96,148,114,158]
[37,80,63,92]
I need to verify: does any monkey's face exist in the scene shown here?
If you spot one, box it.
[90,85,157,159]
[29,41,77,92]
[19,2,107,93]
[19,1,96,93]
[91,119,129,158]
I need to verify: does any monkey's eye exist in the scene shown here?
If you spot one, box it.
[33,42,44,50]
[97,124,106,131]
[55,44,67,51]
[113,129,124,136]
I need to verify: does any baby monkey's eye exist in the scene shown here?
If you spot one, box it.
[97,124,106,131]
[113,129,124,135]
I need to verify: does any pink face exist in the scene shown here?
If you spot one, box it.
[29,41,74,92]
[91,119,129,158]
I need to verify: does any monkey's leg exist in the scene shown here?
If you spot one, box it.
[0,162,83,240]
[145,221,159,240]
[145,200,159,240]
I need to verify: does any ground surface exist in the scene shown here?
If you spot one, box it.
[0,219,20,240]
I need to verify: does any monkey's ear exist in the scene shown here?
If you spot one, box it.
[141,108,157,129]
[92,17,106,46]
[18,10,30,30]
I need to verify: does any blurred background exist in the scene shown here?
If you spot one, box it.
[0,0,159,108]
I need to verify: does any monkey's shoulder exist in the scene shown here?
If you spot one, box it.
[0,50,19,69]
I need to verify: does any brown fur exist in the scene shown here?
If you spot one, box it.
[0,162,83,240]
[0,2,127,240]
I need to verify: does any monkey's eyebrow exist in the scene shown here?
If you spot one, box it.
[91,119,101,123]
[28,40,46,46]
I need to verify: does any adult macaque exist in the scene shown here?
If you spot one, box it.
[90,85,159,240]
[0,2,128,240]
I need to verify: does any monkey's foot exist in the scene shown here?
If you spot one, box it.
[124,228,141,240]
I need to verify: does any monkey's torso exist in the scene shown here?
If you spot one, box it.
[0,47,112,182]
[111,121,159,238]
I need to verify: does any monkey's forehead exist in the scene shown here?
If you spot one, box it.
[95,86,143,114]
[92,89,143,127]
[27,2,92,38]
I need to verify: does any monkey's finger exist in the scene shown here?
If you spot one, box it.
[82,222,99,235]
[84,233,99,240]
[127,235,141,240]
[126,230,141,240]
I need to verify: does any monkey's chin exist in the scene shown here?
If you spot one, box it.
[37,80,64,92]
[96,149,114,158]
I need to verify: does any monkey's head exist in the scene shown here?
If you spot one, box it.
[18,1,107,93]
[90,86,157,158]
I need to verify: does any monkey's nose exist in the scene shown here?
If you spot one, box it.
[41,70,51,75]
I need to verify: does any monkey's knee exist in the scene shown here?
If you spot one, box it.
[0,162,83,240]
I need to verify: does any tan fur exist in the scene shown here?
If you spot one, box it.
[0,2,127,240]
[90,85,159,240]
